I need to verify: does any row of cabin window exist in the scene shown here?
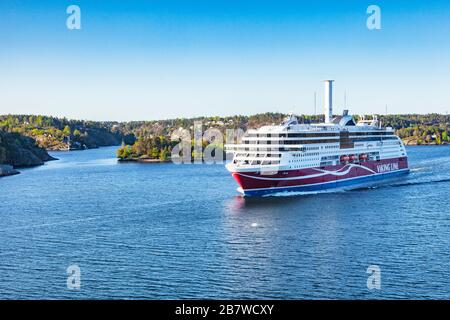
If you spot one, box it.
[292,152,320,157]
[244,137,397,145]
[246,132,393,138]
[289,158,320,163]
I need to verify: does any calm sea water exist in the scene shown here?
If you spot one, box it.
[0,146,449,299]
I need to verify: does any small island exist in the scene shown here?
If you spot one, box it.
[116,136,174,163]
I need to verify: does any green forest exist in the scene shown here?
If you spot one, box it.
[0,114,135,151]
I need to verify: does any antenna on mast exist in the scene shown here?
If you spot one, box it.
[344,90,347,108]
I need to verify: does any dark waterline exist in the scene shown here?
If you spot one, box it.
[0,146,449,299]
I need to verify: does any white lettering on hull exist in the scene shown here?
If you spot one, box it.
[376,162,399,173]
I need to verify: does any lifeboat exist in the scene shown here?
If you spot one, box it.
[340,155,350,163]
[359,154,368,161]
[349,155,357,162]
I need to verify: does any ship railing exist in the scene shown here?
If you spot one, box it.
[249,151,268,166]
[232,162,283,169]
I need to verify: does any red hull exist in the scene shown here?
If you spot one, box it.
[231,157,408,192]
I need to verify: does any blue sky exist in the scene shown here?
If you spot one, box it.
[1,0,450,121]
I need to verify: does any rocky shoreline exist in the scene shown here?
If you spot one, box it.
[0,164,20,177]
[403,139,449,146]
[0,131,57,174]
[118,157,171,163]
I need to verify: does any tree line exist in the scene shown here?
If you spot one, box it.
[2,113,449,162]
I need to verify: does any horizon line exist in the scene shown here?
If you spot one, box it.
[1,111,449,124]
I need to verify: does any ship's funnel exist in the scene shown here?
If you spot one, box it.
[324,80,334,123]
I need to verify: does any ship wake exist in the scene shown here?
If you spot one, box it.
[351,177,450,191]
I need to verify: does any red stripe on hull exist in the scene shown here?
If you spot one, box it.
[231,157,408,190]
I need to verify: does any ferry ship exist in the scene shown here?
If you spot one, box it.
[225,80,409,196]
